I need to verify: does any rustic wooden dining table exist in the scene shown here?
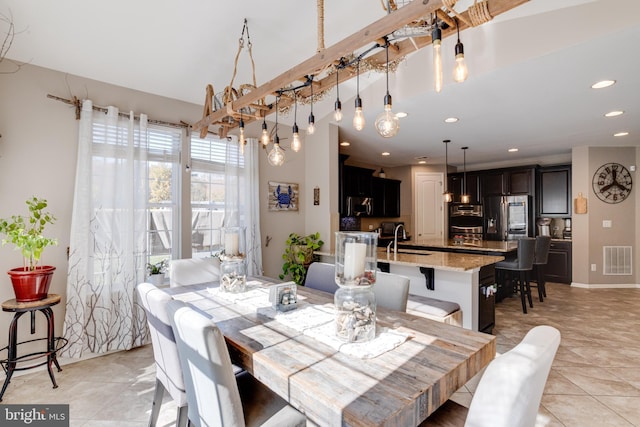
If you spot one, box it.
[166,277,496,427]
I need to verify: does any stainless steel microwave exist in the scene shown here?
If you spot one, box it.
[450,204,483,217]
[346,196,373,217]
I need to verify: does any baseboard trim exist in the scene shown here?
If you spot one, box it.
[571,282,640,289]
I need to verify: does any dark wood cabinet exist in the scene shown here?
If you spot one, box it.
[372,177,401,217]
[340,164,400,217]
[343,165,374,197]
[537,165,572,217]
[447,172,481,204]
[482,167,535,197]
[545,240,572,284]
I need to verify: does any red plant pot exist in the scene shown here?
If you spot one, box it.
[7,265,56,302]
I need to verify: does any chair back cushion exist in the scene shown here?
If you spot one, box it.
[465,325,561,427]
[304,262,339,294]
[373,272,410,312]
[136,283,187,406]
[167,299,245,427]
[533,236,552,265]
[169,257,220,287]
[516,238,536,270]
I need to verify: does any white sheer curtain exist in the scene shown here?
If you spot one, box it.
[61,100,149,358]
[224,137,262,275]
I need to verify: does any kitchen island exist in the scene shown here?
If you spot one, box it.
[398,238,518,254]
[316,248,504,333]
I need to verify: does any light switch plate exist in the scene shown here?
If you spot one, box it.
[591,264,597,271]
[603,220,612,228]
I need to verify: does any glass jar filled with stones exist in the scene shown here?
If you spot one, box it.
[220,226,247,293]
[334,231,378,343]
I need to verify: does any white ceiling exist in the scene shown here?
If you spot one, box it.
[2,0,639,169]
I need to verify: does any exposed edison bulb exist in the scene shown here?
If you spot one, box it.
[260,121,270,146]
[307,113,315,135]
[374,96,400,138]
[267,138,285,166]
[433,39,443,93]
[334,99,343,122]
[291,124,302,152]
[239,124,246,156]
[453,42,468,83]
[353,96,365,131]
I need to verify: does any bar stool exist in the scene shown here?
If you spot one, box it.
[495,238,536,314]
[0,294,66,401]
[531,236,552,302]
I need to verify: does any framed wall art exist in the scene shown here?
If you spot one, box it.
[268,181,299,211]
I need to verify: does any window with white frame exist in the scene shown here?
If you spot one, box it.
[92,117,241,266]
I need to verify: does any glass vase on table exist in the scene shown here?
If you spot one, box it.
[220,226,247,293]
[334,231,378,343]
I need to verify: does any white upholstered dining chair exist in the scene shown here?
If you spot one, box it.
[136,282,188,427]
[169,257,220,287]
[422,325,561,427]
[166,299,307,427]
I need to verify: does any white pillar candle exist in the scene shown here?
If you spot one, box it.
[344,242,366,280]
[225,233,239,256]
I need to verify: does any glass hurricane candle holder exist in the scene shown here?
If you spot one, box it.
[335,231,378,287]
[335,286,376,342]
[220,258,247,293]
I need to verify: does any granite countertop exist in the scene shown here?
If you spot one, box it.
[315,249,504,272]
[399,238,518,253]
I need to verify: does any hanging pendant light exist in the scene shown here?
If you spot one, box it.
[239,112,246,156]
[453,18,469,83]
[334,68,343,122]
[260,116,270,146]
[374,37,400,138]
[268,96,285,166]
[432,14,443,93]
[353,60,365,131]
[307,78,316,135]
[291,91,302,152]
[461,146,470,203]
[443,139,453,203]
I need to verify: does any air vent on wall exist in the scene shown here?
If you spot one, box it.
[603,246,632,275]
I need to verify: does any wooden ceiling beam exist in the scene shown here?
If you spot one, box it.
[196,0,529,133]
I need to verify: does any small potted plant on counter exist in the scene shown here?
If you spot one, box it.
[279,232,324,286]
[146,259,168,286]
[0,197,58,302]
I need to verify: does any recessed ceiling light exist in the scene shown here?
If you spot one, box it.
[591,80,616,89]
[604,110,624,117]
[444,117,459,123]
[418,160,427,164]
[395,112,408,118]
[340,141,351,146]
[508,148,518,152]
[614,131,629,137]
[381,152,390,156]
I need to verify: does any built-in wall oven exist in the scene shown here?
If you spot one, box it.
[449,204,483,241]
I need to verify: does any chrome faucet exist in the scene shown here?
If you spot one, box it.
[391,223,406,255]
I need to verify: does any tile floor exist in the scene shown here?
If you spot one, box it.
[2,282,639,426]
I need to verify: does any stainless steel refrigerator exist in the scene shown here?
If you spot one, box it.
[484,195,532,241]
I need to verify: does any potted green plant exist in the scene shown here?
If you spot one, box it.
[146,259,168,286]
[0,197,58,301]
[279,232,324,286]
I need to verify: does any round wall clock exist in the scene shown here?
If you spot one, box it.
[592,162,633,204]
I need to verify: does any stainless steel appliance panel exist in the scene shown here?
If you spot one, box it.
[449,204,483,239]
[346,196,373,217]
[484,195,531,241]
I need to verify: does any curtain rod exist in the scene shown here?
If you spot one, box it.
[46,94,194,131]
